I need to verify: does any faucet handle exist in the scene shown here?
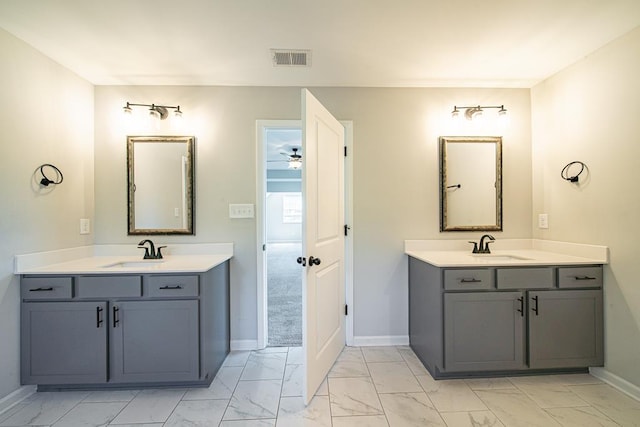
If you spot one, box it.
[484,240,494,254]
[468,241,479,254]
[156,246,167,259]
[138,246,151,259]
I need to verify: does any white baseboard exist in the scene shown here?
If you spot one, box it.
[352,335,409,347]
[0,386,36,416]
[590,367,640,402]
[230,339,260,351]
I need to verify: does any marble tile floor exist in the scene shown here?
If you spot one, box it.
[1,346,639,426]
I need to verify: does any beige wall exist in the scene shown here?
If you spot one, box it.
[94,86,532,342]
[531,27,640,387]
[0,29,94,398]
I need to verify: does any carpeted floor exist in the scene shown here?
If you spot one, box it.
[267,242,302,346]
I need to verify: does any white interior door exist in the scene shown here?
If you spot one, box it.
[301,89,346,404]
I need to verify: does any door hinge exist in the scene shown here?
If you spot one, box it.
[344,224,351,236]
[344,146,347,157]
[262,244,266,251]
[345,304,348,316]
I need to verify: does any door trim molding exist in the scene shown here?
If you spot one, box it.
[255,119,354,349]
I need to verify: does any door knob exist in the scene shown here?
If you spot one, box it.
[309,256,321,266]
[296,257,306,267]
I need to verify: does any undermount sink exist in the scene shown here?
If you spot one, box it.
[103,260,165,268]
[469,254,531,261]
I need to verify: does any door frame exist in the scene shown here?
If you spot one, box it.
[256,119,354,349]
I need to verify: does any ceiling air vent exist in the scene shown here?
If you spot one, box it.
[271,49,311,67]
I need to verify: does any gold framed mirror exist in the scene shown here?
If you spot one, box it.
[439,136,502,232]
[127,135,195,235]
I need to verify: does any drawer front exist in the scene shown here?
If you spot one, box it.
[76,276,142,298]
[558,266,603,288]
[145,275,199,297]
[497,268,554,289]
[444,269,494,290]
[21,277,72,300]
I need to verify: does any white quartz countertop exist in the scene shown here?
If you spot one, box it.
[15,243,233,275]
[17,254,231,275]
[404,239,608,268]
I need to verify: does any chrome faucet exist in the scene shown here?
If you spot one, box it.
[468,234,495,254]
[137,239,166,259]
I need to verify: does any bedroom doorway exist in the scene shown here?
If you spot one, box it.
[264,128,304,346]
[256,119,353,350]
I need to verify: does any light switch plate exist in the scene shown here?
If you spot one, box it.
[229,204,255,219]
[80,218,91,234]
[538,213,549,229]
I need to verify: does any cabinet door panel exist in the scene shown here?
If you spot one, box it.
[110,300,199,383]
[529,290,603,368]
[21,302,107,384]
[444,292,525,372]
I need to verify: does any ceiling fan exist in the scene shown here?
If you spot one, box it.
[268,147,303,169]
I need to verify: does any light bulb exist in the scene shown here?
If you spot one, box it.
[149,106,160,119]
[289,159,302,169]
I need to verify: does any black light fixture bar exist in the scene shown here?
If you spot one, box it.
[123,102,183,120]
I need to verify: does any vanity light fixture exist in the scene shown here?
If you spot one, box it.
[123,102,183,120]
[451,105,508,121]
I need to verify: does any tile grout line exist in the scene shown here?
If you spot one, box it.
[217,350,251,426]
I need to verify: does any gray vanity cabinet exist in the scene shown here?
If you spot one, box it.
[409,257,604,378]
[110,300,199,383]
[21,301,108,384]
[528,289,603,369]
[444,292,525,372]
[20,260,230,389]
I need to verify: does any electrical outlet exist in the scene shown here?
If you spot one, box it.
[229,204,255,219]
[80,218,91,234]
[538,213,549,229]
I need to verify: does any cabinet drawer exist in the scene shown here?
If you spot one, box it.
[558,266,603,288]
[145,275,199,297]
[21,277,72,300]
[444,269,494,290]
[497,268,554,289]
[76,276,142,298]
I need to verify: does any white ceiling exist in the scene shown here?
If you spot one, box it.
[1,0,639,88]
